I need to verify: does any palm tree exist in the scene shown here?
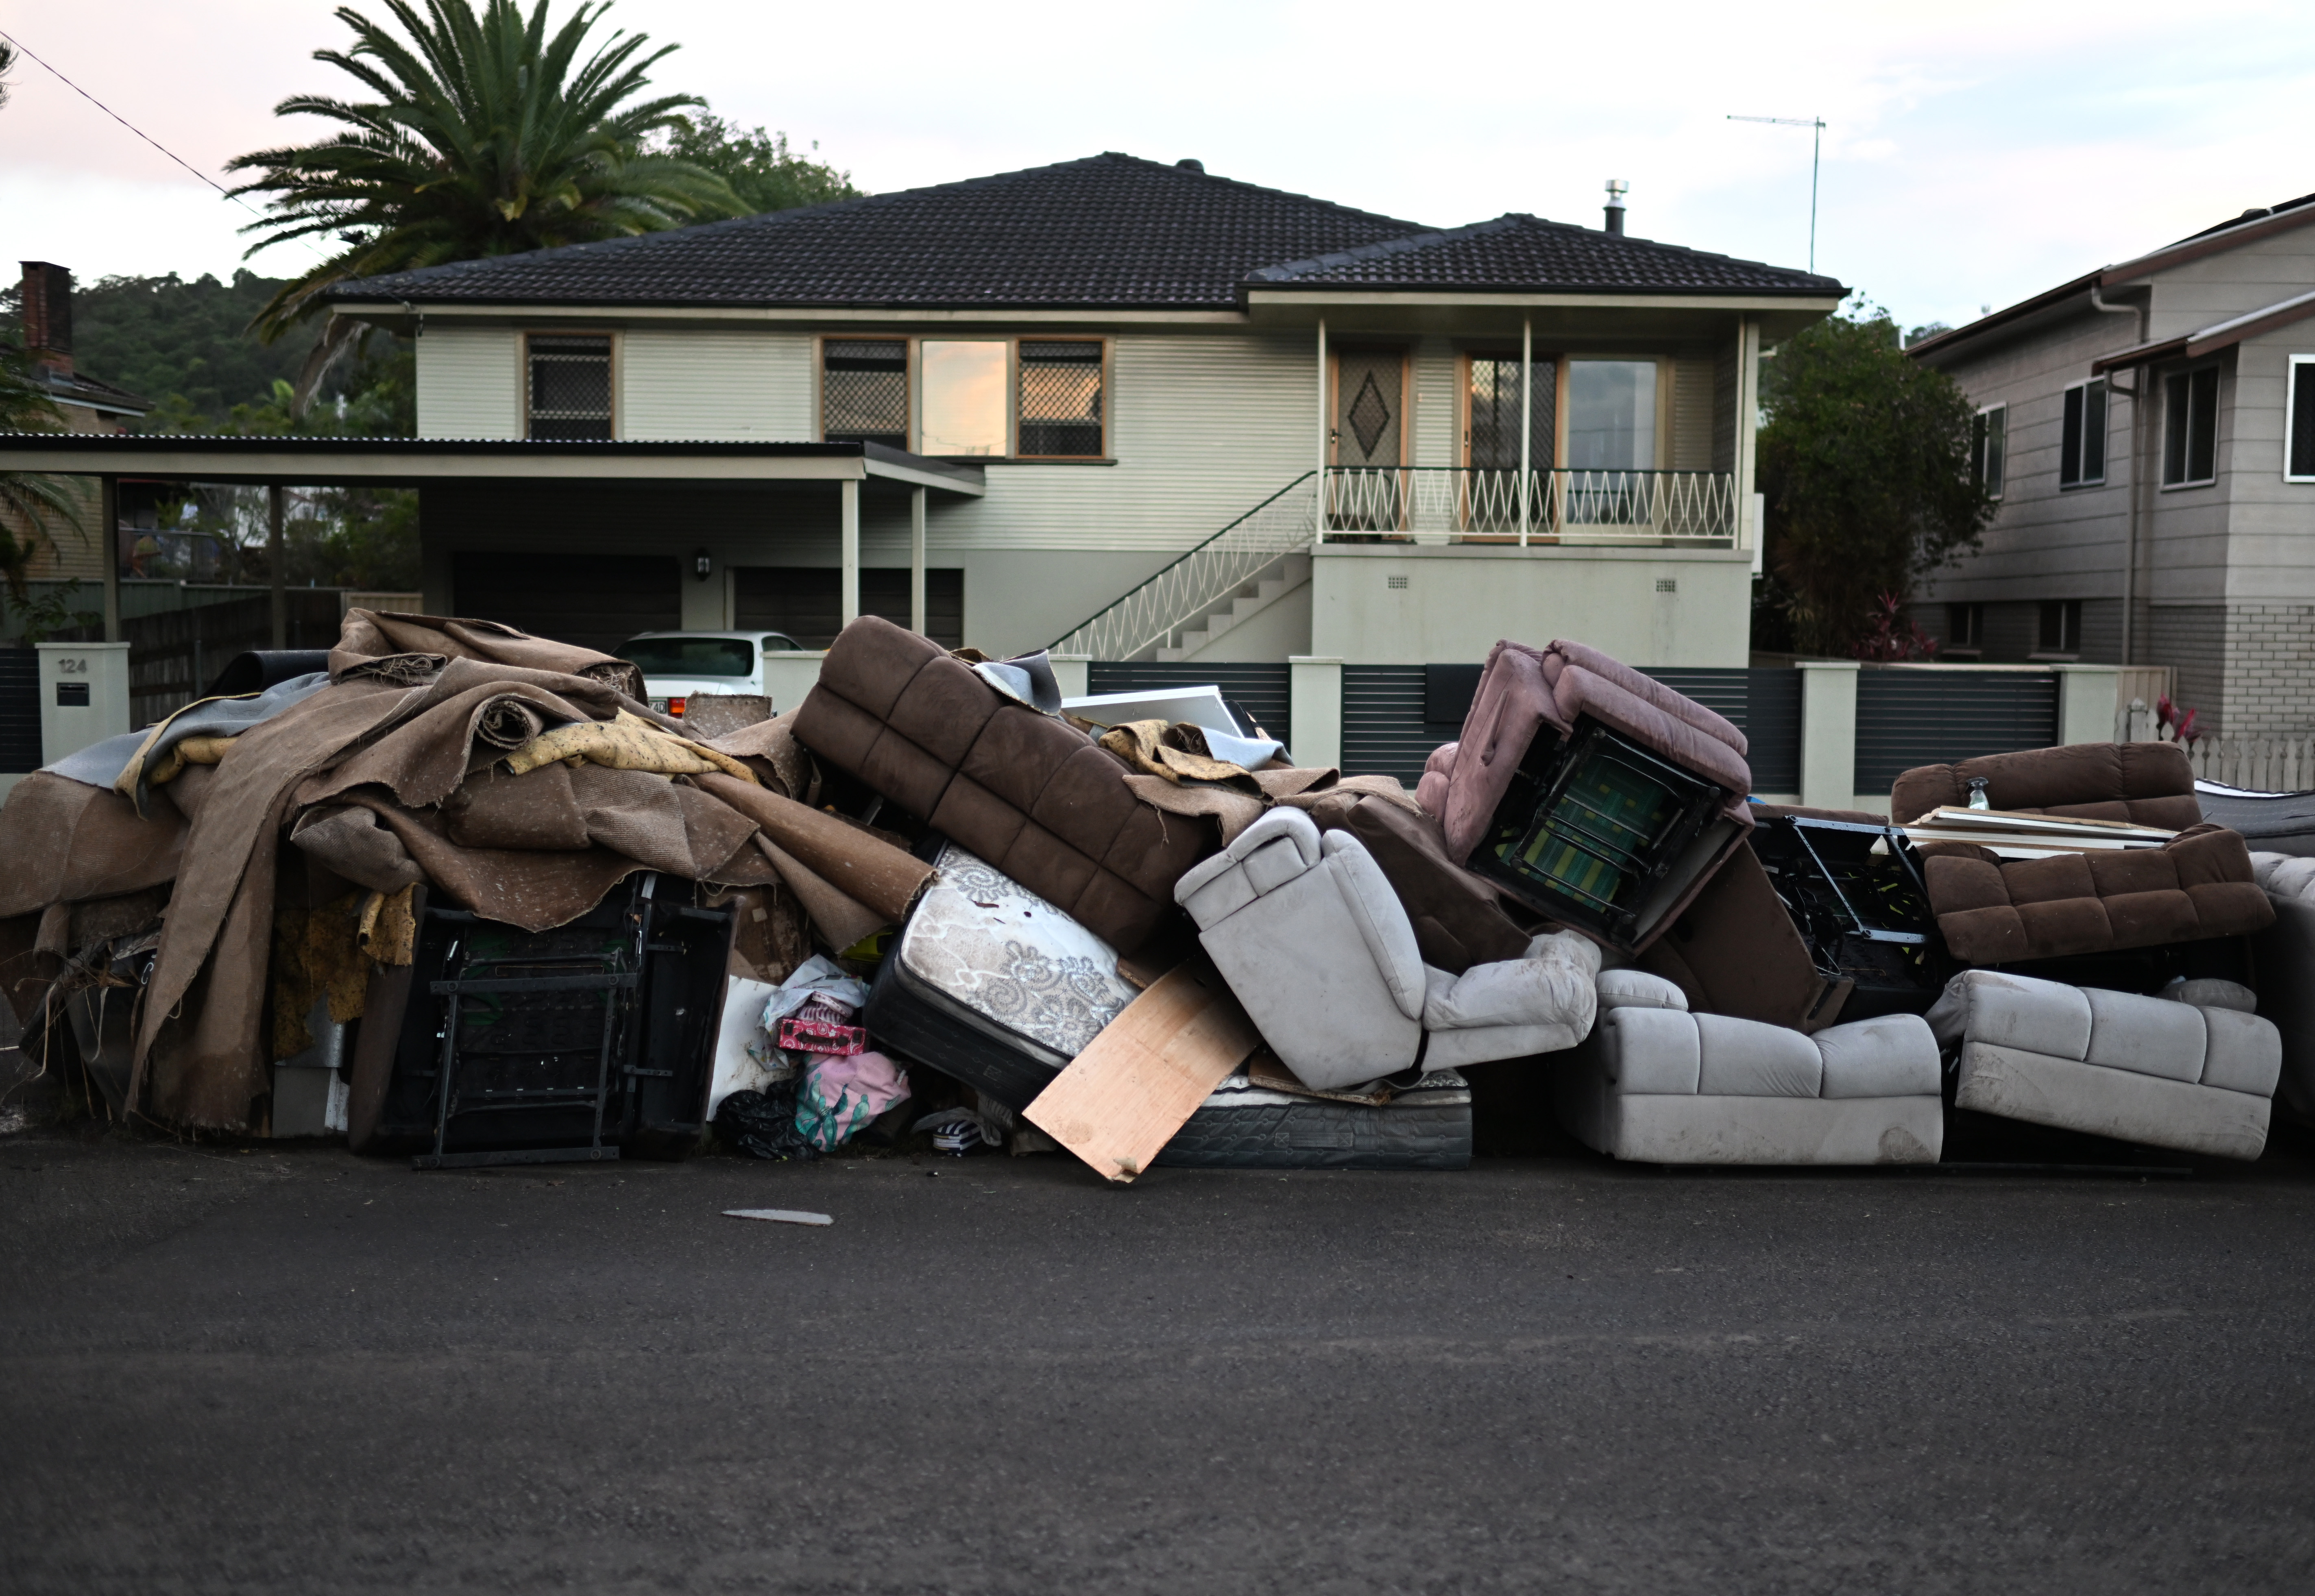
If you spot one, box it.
[227,0,743,405]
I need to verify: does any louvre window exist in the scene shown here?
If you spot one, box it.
[527,334,612,439]
[1017,341,1105,458]
[2287,355,2315,482]
[2163,366,2219,486]
[2059,379,2107,487]
[1971,405,2006,498]
[1466,355,1556,470]
[822,340,908,447]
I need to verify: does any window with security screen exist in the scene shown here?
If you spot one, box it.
[822,340,909,447]
[527,334,613,439]
[1017,340,1105,458]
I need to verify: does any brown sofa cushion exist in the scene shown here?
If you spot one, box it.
[1312,795,1544,974]
[1920,823,2274,964]
[1891,742,2202,830]
[793,617,1214,952]
[1637,843,1850,1032]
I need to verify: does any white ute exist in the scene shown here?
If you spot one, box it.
[615,630,803,720]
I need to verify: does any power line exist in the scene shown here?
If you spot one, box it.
[0,24,328,259]
[1729,113,1826,273]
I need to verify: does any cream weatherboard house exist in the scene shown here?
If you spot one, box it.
[2,154,1842,778]
[331,155,1837,676]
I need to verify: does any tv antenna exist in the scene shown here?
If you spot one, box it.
[1728,114,1826,272]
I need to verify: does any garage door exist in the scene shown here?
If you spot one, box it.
[734,566,963,649]
[452,553,681,655]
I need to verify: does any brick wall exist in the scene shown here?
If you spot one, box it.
[2222,602,2315,734]
[2149,604,2227,731]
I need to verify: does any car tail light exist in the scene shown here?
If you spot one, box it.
[667,696,686,718]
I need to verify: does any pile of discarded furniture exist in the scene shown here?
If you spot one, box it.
[5,607,2311,1177]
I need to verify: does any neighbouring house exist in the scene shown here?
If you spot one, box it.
[318,152,1838,670]
[1906,195,2315,734]
[6,262,153,584]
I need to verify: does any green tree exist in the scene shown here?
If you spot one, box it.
[227,0,744,403]
[649,114,858,212]
[1755,300,1994,657]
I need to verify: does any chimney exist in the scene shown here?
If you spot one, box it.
[20,261,73,375]
[1603,180,1628,236]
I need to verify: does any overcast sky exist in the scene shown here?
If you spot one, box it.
[3,0,2312,333]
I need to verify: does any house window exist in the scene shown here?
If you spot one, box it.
[1971,404,2007,497]
[822,340,908,447]
[2037,599,2082,657]
[919,340,1009,456]
[2162,366,2220,486]
[1565,359,1658,470]
[2059,379,2107,487]
[1946,602,1984,651]
[1017,340,1105,458]
[2287,355,2315,482]
[526,334,612,439]
[1466,355,1557,470]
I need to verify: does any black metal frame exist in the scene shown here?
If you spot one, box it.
[1750,814,1949,1020]
[379,874,732,1169]
[1469,716,1729,947]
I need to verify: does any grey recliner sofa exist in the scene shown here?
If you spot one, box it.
[1925,969,2280,1160]
[1552,969,1945,1165]
[1173,808,1600,1092]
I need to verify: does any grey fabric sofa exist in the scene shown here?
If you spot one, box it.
[1552,969,1944,1165]
[1173,808,1600,1091]
[1925,969,2279,1160]
[2252,852,2315,1124]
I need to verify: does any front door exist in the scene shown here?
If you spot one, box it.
[1331,350,1404,531]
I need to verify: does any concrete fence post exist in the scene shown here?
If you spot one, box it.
[1796,660,1860,812]
[1049,654,1090,700]
[2051,664,2122,748]
[1288,655,1343,771]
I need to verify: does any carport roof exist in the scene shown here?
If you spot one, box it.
[0,434,984,494]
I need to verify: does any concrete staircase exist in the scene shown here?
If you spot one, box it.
[1156,553,1310,662]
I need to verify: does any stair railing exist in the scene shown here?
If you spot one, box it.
[1049,471,1319,660]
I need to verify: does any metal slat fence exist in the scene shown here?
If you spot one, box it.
[1853,670,2060,794]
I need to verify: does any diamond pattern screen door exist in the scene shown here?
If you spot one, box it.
[1333,351,1404,469]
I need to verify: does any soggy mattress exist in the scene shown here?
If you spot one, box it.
[1155,1069,1472,1171]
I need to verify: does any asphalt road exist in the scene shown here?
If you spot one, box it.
[5,1128,2315,1594]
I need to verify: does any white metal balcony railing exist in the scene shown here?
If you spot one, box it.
[1322,467,1738,544]
[1048,467,1741,661]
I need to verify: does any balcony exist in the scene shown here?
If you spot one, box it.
[1322,467,1740,547]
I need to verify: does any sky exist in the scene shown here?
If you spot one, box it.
[3,0,2313,334]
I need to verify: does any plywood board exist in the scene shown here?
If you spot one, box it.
[1024,962,1261,1184]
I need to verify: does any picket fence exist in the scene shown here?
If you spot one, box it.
[2114,697,2315,791]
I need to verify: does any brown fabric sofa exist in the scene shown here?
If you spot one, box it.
[1890,741,2202,829]
[1894,742,2270,962]
[793,616,1215,953]
[1919,824,2272,963]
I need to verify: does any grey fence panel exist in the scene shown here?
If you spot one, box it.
[1742,668,1803,794]
[0,649,38,773]
[1855,670,2059,793]
[1085,662,1292,748]
[1342,666,1443,787]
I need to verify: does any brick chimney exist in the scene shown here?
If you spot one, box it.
[20,261,74,375]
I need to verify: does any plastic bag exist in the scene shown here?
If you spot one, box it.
[795,1050,910,1151]
[715,1080,819,1162]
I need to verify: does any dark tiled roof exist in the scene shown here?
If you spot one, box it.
[1247,214,1841,296]
[332,153,1426,311]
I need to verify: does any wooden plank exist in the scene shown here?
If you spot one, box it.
[1024,962,1260,1184]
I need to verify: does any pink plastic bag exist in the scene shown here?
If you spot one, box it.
[794,1050,910,1150]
